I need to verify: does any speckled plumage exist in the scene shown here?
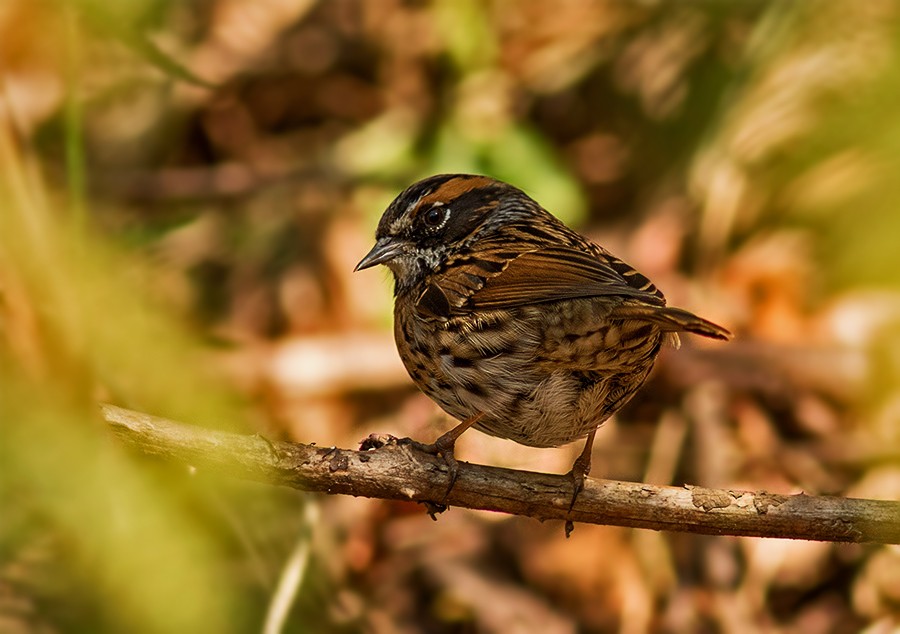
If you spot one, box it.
[357,174,730,489]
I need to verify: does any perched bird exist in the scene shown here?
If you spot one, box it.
[356,174,730,506]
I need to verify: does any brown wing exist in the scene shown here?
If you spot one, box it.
[414,245,665,319]
[472,246,664,309]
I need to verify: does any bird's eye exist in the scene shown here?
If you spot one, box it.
[422,205,448,228]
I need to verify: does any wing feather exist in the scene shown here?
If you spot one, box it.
[471,247,664,309]
[415,245,665,318]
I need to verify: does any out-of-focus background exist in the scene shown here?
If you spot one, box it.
[2,1,900,632]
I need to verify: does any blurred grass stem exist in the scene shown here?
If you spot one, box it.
[64,2,87,234]
[263,500,319,634]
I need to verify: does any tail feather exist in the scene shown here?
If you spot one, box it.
[617,305,732,341]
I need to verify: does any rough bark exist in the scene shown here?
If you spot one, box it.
[102,404,900,543]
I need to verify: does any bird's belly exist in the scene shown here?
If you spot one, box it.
[394,301,661,448]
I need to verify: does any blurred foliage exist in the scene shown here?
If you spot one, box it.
[2,0,900,632]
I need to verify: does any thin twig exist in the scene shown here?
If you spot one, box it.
[101,404,900,544]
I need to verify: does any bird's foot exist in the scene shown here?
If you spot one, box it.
[565,430,597,538]
[403,429,464,504]
[399,413,484,507]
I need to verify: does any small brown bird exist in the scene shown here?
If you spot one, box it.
[356,174,730,505]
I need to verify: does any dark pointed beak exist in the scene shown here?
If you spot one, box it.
[354,237,407,271]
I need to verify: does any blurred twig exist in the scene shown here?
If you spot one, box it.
[102,404,900,544]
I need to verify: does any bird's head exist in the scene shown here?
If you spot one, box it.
[355,174,529,293]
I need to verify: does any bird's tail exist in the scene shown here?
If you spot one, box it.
[617,305,732,342]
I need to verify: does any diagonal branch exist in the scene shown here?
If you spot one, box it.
[101,404,900,543]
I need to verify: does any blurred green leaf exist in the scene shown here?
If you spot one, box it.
[434,0,497,71]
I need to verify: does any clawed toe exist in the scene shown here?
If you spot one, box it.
[564,469,587,538]
[435,445,461,504]
[396,436,434,454]
[565,430,597,537]
[567,469,587,512]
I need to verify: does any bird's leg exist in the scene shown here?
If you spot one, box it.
[566,429,597,535]
[564,430,597,536]
[406,412,484,504]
